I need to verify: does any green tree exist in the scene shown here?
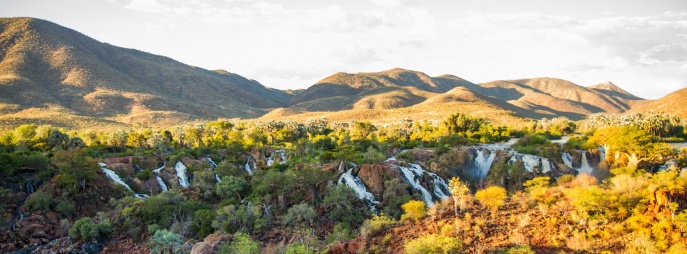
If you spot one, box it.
[217,175,248,201]
[54,148,99,193]
[69,217,112,241]
[219,232,260,254]
[282,203,317,227]
[149,229,184,254]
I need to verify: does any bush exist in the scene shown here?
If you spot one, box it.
[26,191,53,212]
[69,217,112,241]
[502,245,535,254]
[360,214,397,236]
[149,229,184,254]
[219,232,260,254]
[400,200,426,222]
[475,186,508,215]
[327,222,353,243]
[56,198,76,218]
[193,209,215,239]
[282,203,317,227]
[404,234,462,254]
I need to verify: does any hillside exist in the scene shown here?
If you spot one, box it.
[476,78,643,120]
[0,17,292,130]
[627,87,687,119]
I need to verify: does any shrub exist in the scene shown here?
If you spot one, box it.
[327,222,353,243]
[360,214,397,236]
[475,186,507,215]
[69,217,112,241]
[56,198,76,218]
[502,245,535,254]
[149,229,184,254]
[400,200,426,222]
[26,191,53,212]
[193,209,215,239]
[282,203,317,227]
[404,234,462,254]
[219,232,260,254]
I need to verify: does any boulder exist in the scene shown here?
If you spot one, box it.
[357,164,397,201]
[190,233,233,254]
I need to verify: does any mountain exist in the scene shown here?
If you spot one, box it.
[0,17,292,130]
[627,88,687,119]
[589,81,643,100]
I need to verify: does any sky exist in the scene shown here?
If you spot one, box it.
[1,0,686,99]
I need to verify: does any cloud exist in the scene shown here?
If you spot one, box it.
[368,0,420,8]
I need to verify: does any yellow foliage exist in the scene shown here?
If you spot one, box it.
[404,233,462,254]
[401,200,427,222]
[475,186,507,215]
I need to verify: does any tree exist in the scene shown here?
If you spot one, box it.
[322,185,365,225]
[282,203,317,227]
[216,176,248,201]
[475,186,507,216]
[219,232,260,254]
[404,234,462,254]
[54,148,99,193]
[400,200,426,222]
[448,177,470,215]
[69,217,112,242]
[149,229,184,254]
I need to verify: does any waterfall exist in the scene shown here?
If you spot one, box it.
[155,176,168,192]
[474,148,496,180]
[562,153,573,168]
[206,157,222,182]
[175,161,190,188]
[26,182,34,194]
[244,156,255,175]
[397,164,435,207]
[338,168,380,211]
[508,153,553,173]
[278,149,287,163]
[431,174,452,200]
[102,167,148,198]
[266,153,275,167]
[578,152,593,175]
[598,146,606,161]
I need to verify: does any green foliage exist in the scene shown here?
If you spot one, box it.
[219,232,260,254]
[149,229,184,254]
[360,213,397,236]
[326,222,353,244]
[501,245,535,254]
[193,209,215,239]
[322,185,366,225]
[475,186,507,215]
[56,198,77,218]
[26,191,53,212]
[54,148,99,194]
[400,200,426,222]
[136,169,153,181]
[69,217,112,241]
[282,203,317,227]
[382,178,412,219]
[404,233,462,254]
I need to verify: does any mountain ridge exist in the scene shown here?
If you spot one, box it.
[2,17,680,131]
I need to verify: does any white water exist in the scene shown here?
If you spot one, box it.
[266,156,275,167]
[474,148,496,180]
[598,146,606,161]
[337,168,380,208]
[155,176,168,192]
[578,152,593,175]
[103,168,133,191]
[244,156,255,175]
[551,136,570,145]
[508,153,553,173]
[206,157,222,182]
[482,138,519,151]
[562,152,573,168]
[278,149,287,163]
[153,166,164,174]
[396,164,435,207]
[175,161,190,188]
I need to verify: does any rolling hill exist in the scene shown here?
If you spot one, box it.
[2,17,677,131]
[0,17,292,130]
[627,88,687,119]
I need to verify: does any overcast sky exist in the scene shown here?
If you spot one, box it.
[1,0,686,99]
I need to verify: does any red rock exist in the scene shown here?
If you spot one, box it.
[190,233,232,254]
[357,164,397,201]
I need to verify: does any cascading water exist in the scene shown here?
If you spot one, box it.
[396,163,436,207]
[101,165,149,198]
[206,157,222,182]
[578,152,593,175]
[156,176,168,192]
[244,156,255,175]
[508,153,553,173]
[266,154,275,167]
[474,148,496,180]
[562,152,573,168]
[338,168,379,211]
[278,149,287,163]
[175,161,190,188]
[152,166,168,192]
[26,182,34,194]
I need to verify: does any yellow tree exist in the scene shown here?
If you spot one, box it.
[448,177,470,216]
[475,186,507,216]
